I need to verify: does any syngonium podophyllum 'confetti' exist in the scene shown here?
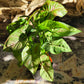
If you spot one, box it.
[3,0,81,81]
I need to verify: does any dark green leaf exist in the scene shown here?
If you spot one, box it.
[7,18,27,34]
[34,10,48,21]
[13,50,22,66]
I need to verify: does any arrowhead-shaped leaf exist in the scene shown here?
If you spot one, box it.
[42,39,72,54]
[46,0,67,17]
[34,0,67,23]
[3,25,29,51]
[38,20,81,37]
[50,39,72,54]
[22,43,40,74]
[40,54,54,81]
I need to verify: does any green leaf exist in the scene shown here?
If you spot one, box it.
[34,10,48,21]
[38,20,68,30]
[22,46,33,72]
[41,42,50,51]
[45,31,52,41]
[50,21,81,37]
[38,20,81,36]
[40,54,54,81]
[46,0,67,17]
[3,24,29,51]
[34,0,67,23]
[50,39,72,54]
[22,43,40,74]
[38,20,69,31]
[38,20,53,31]
[6,18,27,34]
[42,39,72,54]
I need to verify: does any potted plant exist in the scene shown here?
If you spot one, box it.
[3,0,81,81]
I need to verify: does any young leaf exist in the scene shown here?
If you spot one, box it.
[22,43,40,74]
[34,10,48,21]
[38,20,69,31]
[38,20,81,37]
[38,20,54,31]
[40,54,54,81]
[3,24,29,51]
[38,20,68,30]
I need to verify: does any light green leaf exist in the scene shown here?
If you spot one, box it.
[38,20,81,36]
[45,31,52,41]
[3,25,29,51]
[22,46,33,72]
[40,54,54,81]
[38,20,56,31]
[41,42,50,51]
[50,39,72,54]
[22,43,40,74]
[46,0,67,17]
[42,39,72,54]
[34,0,67,23]
[51,21,81,37]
